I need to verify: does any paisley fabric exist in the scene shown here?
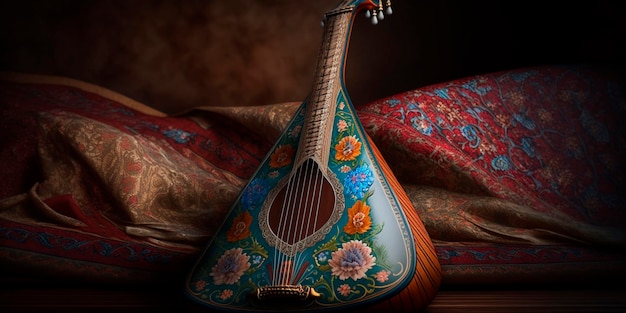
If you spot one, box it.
[0,73,274,281]
[0,65,624,285]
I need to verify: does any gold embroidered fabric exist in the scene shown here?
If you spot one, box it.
[192,102,300,142]
[1,110,242,250]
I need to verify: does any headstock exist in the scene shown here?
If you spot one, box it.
[362,0,393,25]
[323,0,393,26]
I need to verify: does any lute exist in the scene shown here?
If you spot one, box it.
[185,1,441,311]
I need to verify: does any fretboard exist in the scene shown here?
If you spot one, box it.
[295,7,355,167]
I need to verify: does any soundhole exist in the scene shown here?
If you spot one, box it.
[268,159,335,245]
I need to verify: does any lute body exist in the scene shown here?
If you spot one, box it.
[185,1,441,311]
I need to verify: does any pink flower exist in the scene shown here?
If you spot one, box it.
[337,119,348,132]
[210,248,251,285]
[329,240,376,281]
[194,280,207,291]
[375,270,390,283]
[337,284,351,297]
[220,289,234,300]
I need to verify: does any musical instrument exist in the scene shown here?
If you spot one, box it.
[185,1,441,311]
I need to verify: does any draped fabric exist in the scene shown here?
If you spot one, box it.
[357,65,626,245]
[1,65,624,285]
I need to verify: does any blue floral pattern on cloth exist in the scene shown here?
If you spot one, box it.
[357,65,626,227]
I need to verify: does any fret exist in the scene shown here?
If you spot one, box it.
[296,10,351,167]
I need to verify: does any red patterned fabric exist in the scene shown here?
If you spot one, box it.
[356,65,625,283]
[1,65,624,286]
[358,65,625,228]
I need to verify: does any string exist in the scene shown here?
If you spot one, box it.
[271,159,328,286]
[289,161,311,283]
[292,160,316,284]
[275,158,311,285]
[283,161,308,285]
[273,160,300,285]
[293,160,325,285]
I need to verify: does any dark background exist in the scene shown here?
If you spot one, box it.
[1,0,624,113]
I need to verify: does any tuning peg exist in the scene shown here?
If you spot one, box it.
[365,10,371,19]
[371,12,379,25]
[385,0,393,15]
[377,10,385,21]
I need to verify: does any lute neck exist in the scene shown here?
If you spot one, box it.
[295,6,356,167]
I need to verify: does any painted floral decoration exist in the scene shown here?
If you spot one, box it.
[335,135,362,161]
[240,178,269,210]
[226,211,252,242]
[344,200,371,234]
[344,164,374,199]
[189,99,412,308]
[209,248,251,285]
[328,240,376,281]
[269,144,295,168]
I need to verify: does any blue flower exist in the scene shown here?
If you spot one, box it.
[316,251,330,263]
[240,178,269,210]
[386,99,401,107]
[434,88,451,100]
[461,125,480,148]
[462,80,491,95]
[344,164,374,199]
[410,116,432,136]
[491,155,513,171]
[251,254,264,265]
[513,113,536,130]
[521,137,536,157]
[162,129,195,144]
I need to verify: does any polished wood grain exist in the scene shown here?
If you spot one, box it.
[426,289,626,313]
[2,284,624,313]
[362,135,441,312]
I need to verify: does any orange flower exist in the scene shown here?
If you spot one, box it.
[226,211,252,242]
[334,135,361,161]
[344,200,371,234]
[269,144,295,168]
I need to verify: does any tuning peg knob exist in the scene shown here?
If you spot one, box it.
[377,10,385,20]
[386,6,393,15]
[371,15,378,25]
